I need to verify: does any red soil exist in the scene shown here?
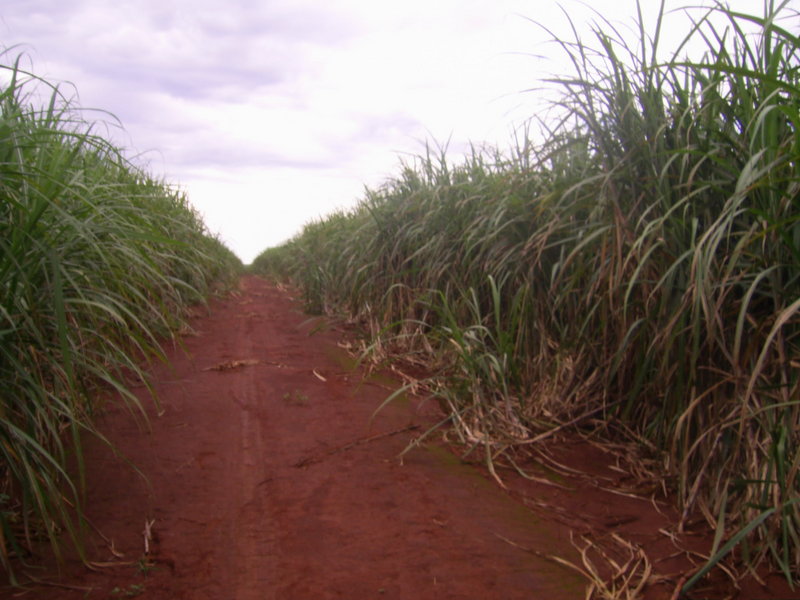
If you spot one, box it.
[2,276,794,599]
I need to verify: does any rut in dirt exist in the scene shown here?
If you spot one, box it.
[7,276,584,600]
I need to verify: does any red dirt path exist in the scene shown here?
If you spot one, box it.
[3,277,793,599]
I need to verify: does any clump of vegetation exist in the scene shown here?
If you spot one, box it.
[0,52,241,579]
[252,0,799,588]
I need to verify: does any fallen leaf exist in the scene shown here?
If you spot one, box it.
[204,359,261,371]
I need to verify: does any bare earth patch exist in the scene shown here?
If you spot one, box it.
[2,277,793,599]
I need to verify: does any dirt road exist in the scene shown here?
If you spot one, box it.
[4,277,790,599]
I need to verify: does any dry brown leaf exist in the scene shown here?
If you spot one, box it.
[203,359,260,372]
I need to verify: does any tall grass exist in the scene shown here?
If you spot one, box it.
[0,52,240,579]
[252,0,800,584]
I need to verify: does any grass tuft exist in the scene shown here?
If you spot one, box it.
[0,50,241,580]
[251,0,800,586]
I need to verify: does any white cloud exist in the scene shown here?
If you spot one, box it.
[1,0,786,262]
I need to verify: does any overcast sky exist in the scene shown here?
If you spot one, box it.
[0,0,782,263]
